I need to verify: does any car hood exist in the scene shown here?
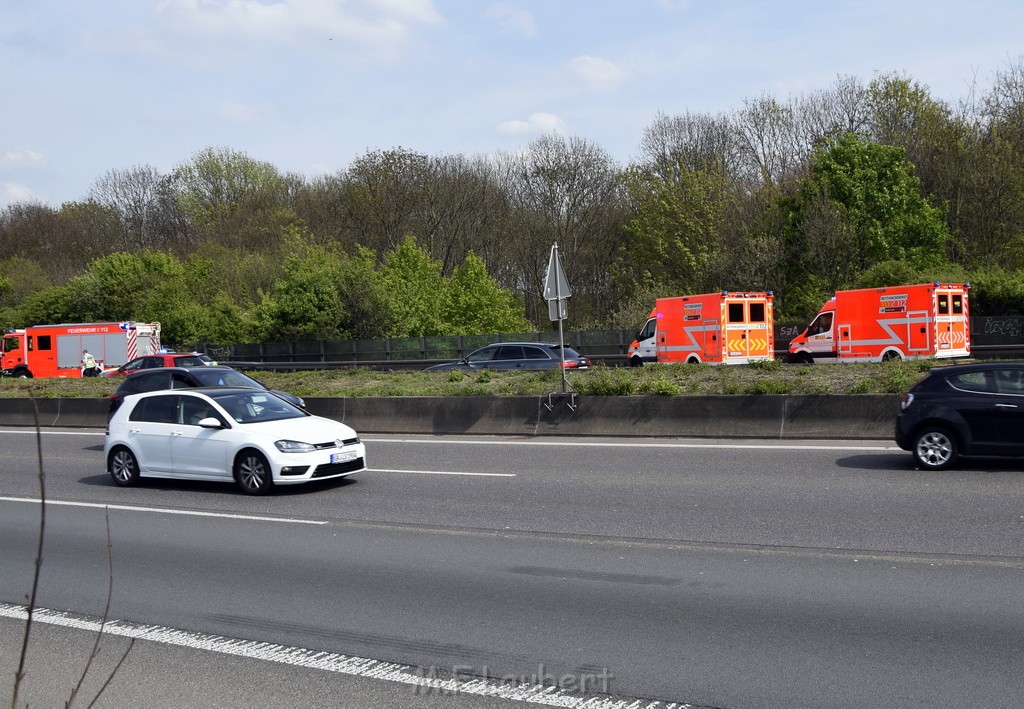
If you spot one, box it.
[236,415,357,443]
[423,362,459,372]
[269,389,305,408]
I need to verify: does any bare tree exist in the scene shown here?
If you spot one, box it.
[497,134,626,326]
[89,166,168,251]
[733,94,803,189]
[11,401,133,709]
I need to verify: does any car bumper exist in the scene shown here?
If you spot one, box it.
[894,416,914,451]
[272,443,367,485]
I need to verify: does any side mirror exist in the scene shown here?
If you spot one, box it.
[198,417,223,429]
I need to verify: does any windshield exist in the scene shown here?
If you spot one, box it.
[209,390,305,424]
[465,347,496,363]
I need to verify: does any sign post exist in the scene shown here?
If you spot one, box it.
[542,242,576,409]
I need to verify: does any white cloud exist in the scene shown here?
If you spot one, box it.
[0,183,36,203]
[565,55,626,92]
[1,150,45,168]
[485,3,536,37]
[496,112,566,136]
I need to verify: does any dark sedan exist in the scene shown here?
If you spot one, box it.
[895,361,1024,470]
[424,342,591,372]
[108,365,305,419]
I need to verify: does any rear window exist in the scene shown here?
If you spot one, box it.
[173,356,206,367]
[190,369,261,388]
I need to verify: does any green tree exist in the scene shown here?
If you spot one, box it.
[255,237,394,342]
[622,160,730,294]
[377,236,446,336]
[257,250,348,342]
[170,147,291,241]
[442,252,530,334]
[786,132,951,290]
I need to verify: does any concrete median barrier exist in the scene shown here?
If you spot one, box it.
[0,394,901,439]
[309,394,899,439]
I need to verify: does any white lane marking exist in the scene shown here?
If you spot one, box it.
[0,497,327,525]
[364,437,898,451]
[369,468,515,477]
[0,428,897,451]
[0,429,101,435]
[0,603,650,709]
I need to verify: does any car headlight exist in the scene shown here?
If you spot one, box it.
[275,440,316,453]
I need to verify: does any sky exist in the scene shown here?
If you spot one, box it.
[2,0,1023,210]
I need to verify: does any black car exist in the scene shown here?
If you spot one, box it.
[895,362,1024,470]
[108,366,305,419]
[423,342,591,372]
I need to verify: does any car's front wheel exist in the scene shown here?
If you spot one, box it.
[108,446,140,487]
[912,427,958,470]
[234,450,273,495]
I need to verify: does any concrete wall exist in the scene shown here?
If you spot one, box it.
[0,395,901,439]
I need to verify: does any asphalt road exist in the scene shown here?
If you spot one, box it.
[1,429,1023,709]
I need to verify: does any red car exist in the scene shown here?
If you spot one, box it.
[102,352,208,377]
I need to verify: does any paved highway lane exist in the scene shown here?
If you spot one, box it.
[2,429,1024,708]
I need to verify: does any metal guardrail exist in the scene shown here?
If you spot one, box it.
[205,317,1024,372]
[223,345,1024,373]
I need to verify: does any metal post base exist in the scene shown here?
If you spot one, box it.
[544,391,578,412]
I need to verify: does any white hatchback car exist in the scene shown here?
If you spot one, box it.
[105,388,366,495]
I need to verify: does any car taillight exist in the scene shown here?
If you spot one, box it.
[563,361,578,368]
[900,393,914,410]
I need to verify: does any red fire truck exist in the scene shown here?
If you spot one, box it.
[788,283,970,363]
[628,292,775,365]
[2,322,161,378]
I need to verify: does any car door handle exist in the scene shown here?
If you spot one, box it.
[170,431,184,436]
[129,428,140,433]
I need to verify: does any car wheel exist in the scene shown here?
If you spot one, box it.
[629,356,643,368]
[912,427,958,471]
[108,446,140,487]
[234,450,273,495]
[882,350,902,362]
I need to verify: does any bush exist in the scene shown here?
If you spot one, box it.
[846,378,873,394]
[746,379,795,395]
[748,359,784,372]
[577,370,636,396]
[638,379,682,396]
[881,370,920,394]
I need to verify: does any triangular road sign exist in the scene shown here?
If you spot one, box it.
[542,243,572,300]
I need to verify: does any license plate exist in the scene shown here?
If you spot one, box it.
[331,450,357,464]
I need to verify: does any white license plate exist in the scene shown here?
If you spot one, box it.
[331,450,357,464]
